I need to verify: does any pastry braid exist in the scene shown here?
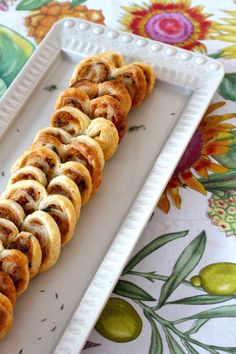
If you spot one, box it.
[0,51,155,338]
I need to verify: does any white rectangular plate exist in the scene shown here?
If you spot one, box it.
[0,19,223,354]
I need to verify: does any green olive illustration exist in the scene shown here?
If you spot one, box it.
[95,298,142,342]
[191,262,236,295]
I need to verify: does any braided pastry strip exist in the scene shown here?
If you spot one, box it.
[70,51,156,108]
[0,51,155,338]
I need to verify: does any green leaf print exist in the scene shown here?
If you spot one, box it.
[168,294,235,305]
[219,73,236,101]
[164,329,185,354]
[114,280,155,301]
[182,341,199,354]
[175,304,236,323]
[157,231,206,308]
[185,319,209,335]
[144,311,163,354]
[0,26,35,97]
[16,0,51,11]
[123,230,188,275]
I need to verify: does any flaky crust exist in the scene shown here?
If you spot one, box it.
[11,146,60,181]
[51,106,91,137]
[70,55,115,85]
[112,65,147,108]
[0,200,25,229]
[32,127,72,159]
[64,136,105,196]
[55,88,90,112]
[21,211,61,273]
[0,241,29,297]
[54,161,92,206]
[39,195,76,246]
[0,293,13,339]
[47,175,81,219]
[90,95,127,139]
[8,166,47,188]
[9,231,42,278]
[86,118,119,160]
[0,272,16,306]
[2,180,48,215]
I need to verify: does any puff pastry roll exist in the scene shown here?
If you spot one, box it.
[47,175,81,219]
[0,218,18,244]
[70,55,115,85]
[8,232,42,278]
[0,200,25,229]
[51,106,91,137]
[70,79,98,98]
[11,147,60,181]
[112,65,147,108]
[54,161,92,206]
[86,118,119,160]
[32,127,72,159]
[8,166,47,188]
[71,80,131,115]
[55,88,90,112]
[102,51,124,68]
[39,195,76,246]
[2,180,48,215]
[22,211,61,273]
[0,292,13,339]
[0,272,16,306]
[0,241,29,297]
[90,95,127,139]
[130,62,156,97]
[64,136,105,196]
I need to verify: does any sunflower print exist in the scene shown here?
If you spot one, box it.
[120,0,213,53]
[211,10,236,59]
[158,102,236,213]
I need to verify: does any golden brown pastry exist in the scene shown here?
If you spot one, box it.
[70,55,115,85]
[55,88,90,112]
[2,180,48,215]
[0,200,25,229]
[0,292,13,339]
[102,51,124,68]
[70,79,98,98]
[131,62,156,97]
[8,166,47,188]
[112,65,147,108]
[0,218,18,244]
[21,211,61,273]
[47,175,81,219]
[71,80,131,115]
[97,80,132,114]
[39,195,76,246]
[8,232,42,278]
[54,161,92,206]
[0,272,16,306]
[0,240,29,297]
[64,136,105,196]
[89,95,127,139]
[32,127,72,159]
[11,146,60,181]
[86,118,119,160]
[50,106,91,137]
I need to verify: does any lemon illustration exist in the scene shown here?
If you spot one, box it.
[191,262,236,295]
[95,298,142,342]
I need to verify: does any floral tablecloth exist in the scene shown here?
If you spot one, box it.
[1,0,236,353]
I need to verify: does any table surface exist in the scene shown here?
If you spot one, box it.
[1,0,236,353]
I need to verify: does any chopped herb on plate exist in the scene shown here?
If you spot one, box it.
[44,84,58,92]
[128,125,146,132]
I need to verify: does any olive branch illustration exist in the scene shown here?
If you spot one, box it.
[110,230,236,354]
